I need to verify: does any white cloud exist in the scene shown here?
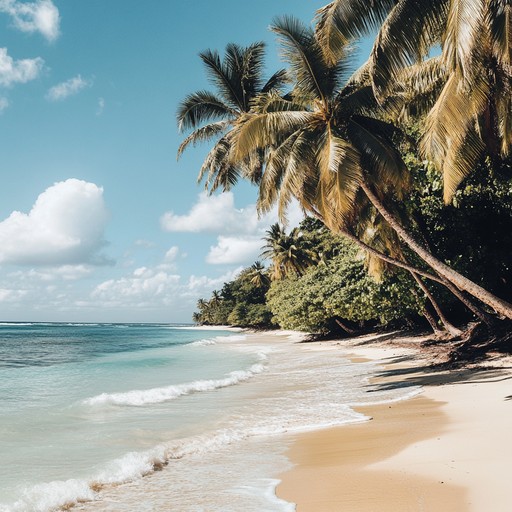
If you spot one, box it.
[160,192,262,234]
[161,192,305,266]
[0,0,60,41]
[92,267,181,308]
[206,236,262,265]
[91,263,241,313]
[0,47,44,87]
[46,75,92,102]
[0,178,110,266]
[0,97,8,112]
[96,97,105,116]
[164,246,179,262]
[161,192,305,236]
[0,288,27,302]
[9,265,94,282]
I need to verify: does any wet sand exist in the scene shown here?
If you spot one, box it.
[277,337,512,511]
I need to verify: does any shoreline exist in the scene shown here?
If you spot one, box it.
[276,333,512,511]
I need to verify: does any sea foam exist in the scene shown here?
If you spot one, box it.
[83,361,266,407]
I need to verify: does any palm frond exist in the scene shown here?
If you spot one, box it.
[224,42,268,108]
[315,130,362,229]
[233,110,315,161]
[271,16,345,104]
[261,68,289,93]
[443,0,485,79]
[421,72,490,201]
[177,121,229,158]
[370,0,448,97]
[200,48,245,110]
[346,117,409,197]
[315,0,398,62]
[442,124,485,202]
[489,0,512,66]
[177,91,235,131]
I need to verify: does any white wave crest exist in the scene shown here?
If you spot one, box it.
[190,337,217,346]
[83,363,266,407]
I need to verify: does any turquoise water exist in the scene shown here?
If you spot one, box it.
[0,323,257,511]
[0,324,421,512]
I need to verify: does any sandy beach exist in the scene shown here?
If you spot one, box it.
[277,333,512,511]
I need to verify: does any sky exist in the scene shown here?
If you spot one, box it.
[0,0,371,323]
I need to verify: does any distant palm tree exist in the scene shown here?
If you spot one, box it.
[261,223,317,280]
[246,261,271,288]
[177,42,287,192]
[233,15,512,319]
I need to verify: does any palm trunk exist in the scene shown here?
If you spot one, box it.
[410,271,462,337]
[334,318,357,335]
[361,181,512,320]
[410,286,445,336]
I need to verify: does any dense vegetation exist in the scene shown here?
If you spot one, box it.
[180,2,512,350]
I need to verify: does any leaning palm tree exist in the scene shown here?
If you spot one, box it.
[233,16,512,319]
[177,42,287,192]
[316,0,512,202]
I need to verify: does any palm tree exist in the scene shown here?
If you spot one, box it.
[261,223,317,280]
[316,0,512,202]
[177,42,287,192]
[247,261,271,288]
[233,16,512,319]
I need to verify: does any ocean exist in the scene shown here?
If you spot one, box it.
[0,323,420,512]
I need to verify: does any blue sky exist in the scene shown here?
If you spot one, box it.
[0,0,370,323]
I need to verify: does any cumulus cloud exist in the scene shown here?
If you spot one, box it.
[160,192,264,234]
[92,267,182,308]
[91,262,240,313]
[0,47,44,87]
[0,97,8,112]
[206,236,263,265]
[0,178,110,266]
[162,192,305,265]
[46,75,92,102]
[0,0,60,41]
[161,191,304,236]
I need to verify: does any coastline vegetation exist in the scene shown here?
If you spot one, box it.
[179,2,512,357]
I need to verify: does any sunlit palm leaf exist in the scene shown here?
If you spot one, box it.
[489,0,512,66]
[233,111,315,161]
[442,0,485,80]
[370,0,448,97]
[316,0,398,60]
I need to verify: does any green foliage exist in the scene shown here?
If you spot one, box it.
[406,146,512,303]
[193,263,274,328]
[267,237,421,334]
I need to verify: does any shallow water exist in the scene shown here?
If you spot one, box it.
[0,324,420,512]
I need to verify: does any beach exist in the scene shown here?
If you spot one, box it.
[3,325,511,511]
[277,334,512,511]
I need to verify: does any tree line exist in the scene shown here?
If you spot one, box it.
[180,1,512,345]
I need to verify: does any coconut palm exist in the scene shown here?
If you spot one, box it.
[177,42,287,192]
[316,0,512,202]
[246,261,271,288]
[261,223,318,280]
[233,15,512,319]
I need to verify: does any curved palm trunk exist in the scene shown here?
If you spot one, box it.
[410,271,462,337]
[361,181,512,320]
[334,318,357,335]
[410,285,445,336]
[312,210,495,323]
